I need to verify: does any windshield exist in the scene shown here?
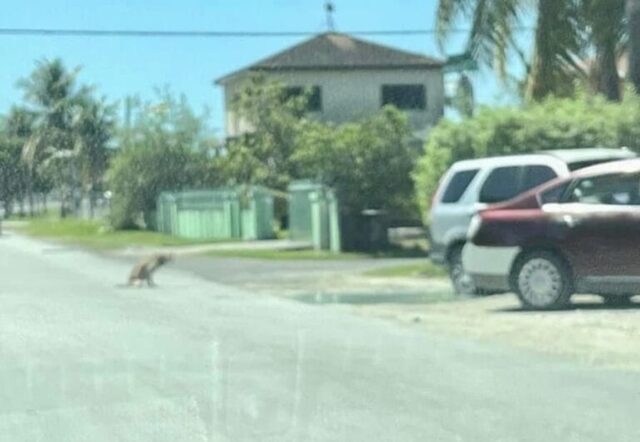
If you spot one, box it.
[1,1,640,441]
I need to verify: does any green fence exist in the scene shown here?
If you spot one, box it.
[156,187,275,241]
[288,181,341,252]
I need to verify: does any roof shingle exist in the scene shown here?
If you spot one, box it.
[217,32,443,84]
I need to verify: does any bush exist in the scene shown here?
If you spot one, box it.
[295,106,419,221]
[106,90,219,229]
[414,92,640,221]
[107,143,214,229]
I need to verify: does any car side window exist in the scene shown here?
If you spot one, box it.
[568,173,640,205]
[521,165,557,192]
[440,169,479,203]
[540,182,570,204]
[479,166,521,203]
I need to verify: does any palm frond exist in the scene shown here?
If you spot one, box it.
[435,0,476,49]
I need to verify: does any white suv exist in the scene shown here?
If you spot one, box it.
[428,148,636,294]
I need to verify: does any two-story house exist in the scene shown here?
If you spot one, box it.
[216,32,444,140]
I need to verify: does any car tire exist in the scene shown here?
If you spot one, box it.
[448,245,478,296]
[601,294,634,306]
[511,251,573,310]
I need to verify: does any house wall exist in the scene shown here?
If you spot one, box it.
[222,68,444,139]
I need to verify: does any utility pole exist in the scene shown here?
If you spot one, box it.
[325,1,335,31]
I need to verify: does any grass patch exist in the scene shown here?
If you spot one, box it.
[364,261,448,278]
[15,218,224,250]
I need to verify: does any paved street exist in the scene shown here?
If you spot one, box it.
[1,232,640,441]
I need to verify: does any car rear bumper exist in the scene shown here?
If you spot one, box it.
[462,244,520,291]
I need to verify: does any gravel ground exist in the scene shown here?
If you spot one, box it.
[352,292,640,372]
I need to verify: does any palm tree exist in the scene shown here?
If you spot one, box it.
[1,108,34,216]
[18,59,80,216]
[526,0,585,100]
[628,0,640,92]
[437,0,624,101]
[5,107,36,215]
[584,0,625,101]
[72,95,115,217]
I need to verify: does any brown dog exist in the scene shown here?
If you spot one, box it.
[127,254,172,287]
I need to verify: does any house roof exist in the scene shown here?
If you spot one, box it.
[216,32,444,84]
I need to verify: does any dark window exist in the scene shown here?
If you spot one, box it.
[568,173,640,205]
[479,166,522,203]
[568,159,630,171]
[567,160,602,171]
[521,166,558,192]
[540,182,570,204]
[440,169,479,203]
[381,85,426,110]
[284,86,322,111]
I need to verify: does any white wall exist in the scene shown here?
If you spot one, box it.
[222,68,444,139]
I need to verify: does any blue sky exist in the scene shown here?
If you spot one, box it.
[0,0,521,134]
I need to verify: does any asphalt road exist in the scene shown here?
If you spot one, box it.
[1,233,640,441]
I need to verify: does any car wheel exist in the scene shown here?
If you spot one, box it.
[511,251,573,310]
[448,245,477,296]
[601,294,634,306]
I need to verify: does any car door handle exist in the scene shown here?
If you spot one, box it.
[563,214,576,228]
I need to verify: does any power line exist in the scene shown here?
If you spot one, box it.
[0,27,535,38]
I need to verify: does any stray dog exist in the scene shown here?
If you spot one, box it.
[126,254,172,287]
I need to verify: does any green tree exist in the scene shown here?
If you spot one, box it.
[2,107,35,215]
[18,59,82,216]
[295,106,418,219]
[72,95,115,217]
[219,77,419,221]
[0,136,26,216]
[219,75,309,191]
[107,144,208,229]
[107,91,217,229]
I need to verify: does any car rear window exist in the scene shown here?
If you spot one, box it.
[440,169,479,203]
[522,165,557,191]
[567,158,633,171]
[479,166,521,203]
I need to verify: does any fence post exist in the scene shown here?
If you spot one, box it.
[327,190,341,253]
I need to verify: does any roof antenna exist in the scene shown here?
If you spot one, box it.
[325,1,336,31]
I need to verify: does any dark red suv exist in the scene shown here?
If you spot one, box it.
[463,159,640,309]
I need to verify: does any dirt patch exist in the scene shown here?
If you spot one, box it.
[354,293,640,371]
